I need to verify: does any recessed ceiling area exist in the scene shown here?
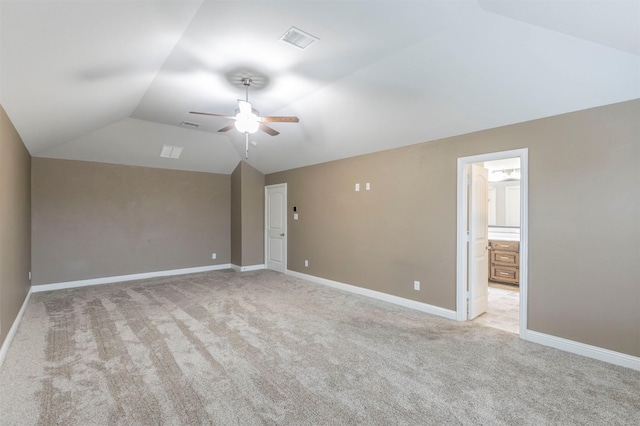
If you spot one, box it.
[1,1,638,175]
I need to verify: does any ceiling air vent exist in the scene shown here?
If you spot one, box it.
[279,27,318,49]
[181,121,200,129]
[160,145,183,159]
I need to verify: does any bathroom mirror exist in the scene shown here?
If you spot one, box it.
[488,180,520,227]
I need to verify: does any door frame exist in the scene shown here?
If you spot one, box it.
[456,148,528,338]
[264,183,287,272]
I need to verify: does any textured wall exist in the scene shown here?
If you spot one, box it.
[231,161,265,267]
[240,162,265,267]
[230,163,242,266]
[0,105,31,347]
[32,159,230,285]
[267,99,640,357]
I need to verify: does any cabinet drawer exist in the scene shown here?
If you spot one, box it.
[490,240,519,252]
[491,250,519,266]
[491,265,519,284]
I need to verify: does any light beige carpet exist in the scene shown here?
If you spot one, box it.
[1,270,638,425]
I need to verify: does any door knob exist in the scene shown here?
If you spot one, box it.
[280,233,285,236]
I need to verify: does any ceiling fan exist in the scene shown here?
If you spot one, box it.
[190,78,299,158]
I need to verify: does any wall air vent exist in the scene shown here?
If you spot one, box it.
[160,145,183,159]
[279,27,318,49]
[181,121,200,128]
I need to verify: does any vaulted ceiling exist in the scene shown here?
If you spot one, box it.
[1,1,638,175]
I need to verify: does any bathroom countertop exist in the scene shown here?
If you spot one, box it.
[488,232,520,242]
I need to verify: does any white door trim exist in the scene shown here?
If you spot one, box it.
[264,183,287,272]
[456,148,528,338]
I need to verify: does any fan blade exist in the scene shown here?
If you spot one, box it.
[261,116,299,123]
[260,123,280,136]
[190,111,234,119]
[238,100,252,114]
[218,124,235,133]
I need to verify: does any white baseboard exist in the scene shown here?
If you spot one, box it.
[31,264,233,293]
[231,264,266,272]
[0,288,32,369]
[524,330,640,371]
[287,270,457,320]
[286,271,640,371]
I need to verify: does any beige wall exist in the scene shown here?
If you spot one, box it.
[231,161,265,267]
[240,162,265,266]
[230,163,242,265]
[0,105,31,347]
[32,158,230,285]
[267,99,640,357]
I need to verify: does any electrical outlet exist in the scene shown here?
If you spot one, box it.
[211,253,217,260]
[414,280,420,291]
[305,260,309,267]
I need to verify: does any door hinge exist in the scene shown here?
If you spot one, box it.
[466,291,471,300]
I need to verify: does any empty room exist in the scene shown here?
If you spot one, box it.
[1,1,639,424]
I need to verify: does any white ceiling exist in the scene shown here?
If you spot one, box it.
[1,0,638,175]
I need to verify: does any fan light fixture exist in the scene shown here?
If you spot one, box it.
[234,115,259,133]
[234,100,260,133]
[189,78,300,159]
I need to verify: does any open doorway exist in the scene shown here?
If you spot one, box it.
[473,157,521,333]
[456,149,528,338]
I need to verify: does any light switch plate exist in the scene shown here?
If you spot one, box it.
[294,213,299,220]
[355,183,360,191]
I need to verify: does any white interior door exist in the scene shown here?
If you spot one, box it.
[468,164,489,319]
[265,184,287,273]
